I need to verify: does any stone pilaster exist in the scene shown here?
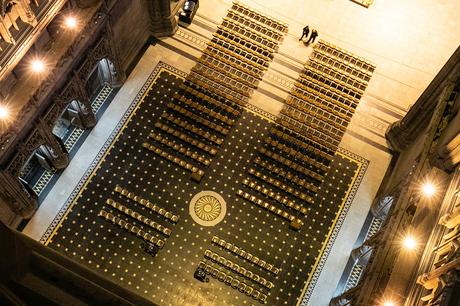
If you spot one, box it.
[0,171,37,219]
[37,120,69,170]
[148,0,184,37]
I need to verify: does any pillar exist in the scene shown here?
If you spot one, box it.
[37,120,69,170]
[148,0,183,37]
[74,73,97,128]
[0,171,37,219]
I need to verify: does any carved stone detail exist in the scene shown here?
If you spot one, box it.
[148,0,183,37]
[0,170,37,218]
[36,119,68,170]
[0,0,38,46]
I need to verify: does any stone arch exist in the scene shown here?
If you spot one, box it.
[77,35,124,99]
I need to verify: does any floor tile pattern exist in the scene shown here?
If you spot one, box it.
[45,66,367,306]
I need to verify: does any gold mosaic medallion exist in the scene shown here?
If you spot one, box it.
[189,191,227,226]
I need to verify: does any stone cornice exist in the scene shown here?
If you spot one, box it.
[386,46,460,152]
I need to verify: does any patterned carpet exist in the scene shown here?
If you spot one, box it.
[42,62,368,306]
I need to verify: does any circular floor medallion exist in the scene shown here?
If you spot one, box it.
[189,191,227,226]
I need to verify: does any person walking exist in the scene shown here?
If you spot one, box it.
[299,25,309,41]
[306,29,318,44]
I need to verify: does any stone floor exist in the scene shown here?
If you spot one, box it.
[22,0,460,305]
[40,64,366,306]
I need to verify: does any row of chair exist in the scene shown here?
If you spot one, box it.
[221,18,279,51]
[307,58,369,90]
[213,30,273,61]
[180,82,242,117]
[105,198,172,236]
[114,185,179,223]
[153,122,219,155]
[286,93,353,124]
[290,85,356,117]
[242,178,310,213]
[230,1,288,33]
[259,146,325,182]
[294,77,358,110]
[192,62,254,97]
[98,209,165,248]
[297,74,360,105]
[198,55,259,89]
[142,142,205,180]
[303,65,365,97]
[309,50,372,82]
[207,41,267,75]
[314,40,375,73]
[226,11,285,41]
[217,24,277,54]
[280,106,347,140]
[162,105,229,137]
[209,38,269,69]
[275,116,340,151]
[283,97,349,132]
[211,236,280,275]
[161,113,224,146]
[148,132,211,166]
[263,138,328,174]
[248,167,313,203]
[187,72,249,107]
[270,127,335,163]
[203,47,264,81]
[197,261,268,304]
[173,92,236,126]
[253,156,319,193]
[204,249,274,290]
[236,189,304,231]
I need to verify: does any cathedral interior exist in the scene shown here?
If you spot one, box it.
[0,0,460,305]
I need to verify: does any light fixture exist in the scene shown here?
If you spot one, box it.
[64,15,78,29]
[403,235,417,250]
[0,104,9,119]
[30,59,45,73]
[383,301,395,306]
[421,182,436,197]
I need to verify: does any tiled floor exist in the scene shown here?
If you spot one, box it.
[42,65,367,306]
[20,0,460,304]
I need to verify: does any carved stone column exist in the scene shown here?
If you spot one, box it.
[37,120,69,170]
[387,81,455,152]
[351,244,373,264]
[148,0,183,37]
[0,171,37,219]
[370,195,394,219]
[74,74,97,128]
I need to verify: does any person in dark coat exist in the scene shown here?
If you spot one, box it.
[299,25,310,41]
[306,29,318,44]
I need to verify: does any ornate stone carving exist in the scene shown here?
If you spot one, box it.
[36,119,68,170]
[0,0,38,46]
[371,195,394,219]
[148,0,183,37]
[417,199,460,304]
[0,170,37,218]
[0,5,116,156]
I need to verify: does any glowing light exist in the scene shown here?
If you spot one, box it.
[422,182,436,197]
[403,235,417,250]
[30,59,45,73]
[0,105,9,119]
[64,15,78,29]
[383,301,395,306]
